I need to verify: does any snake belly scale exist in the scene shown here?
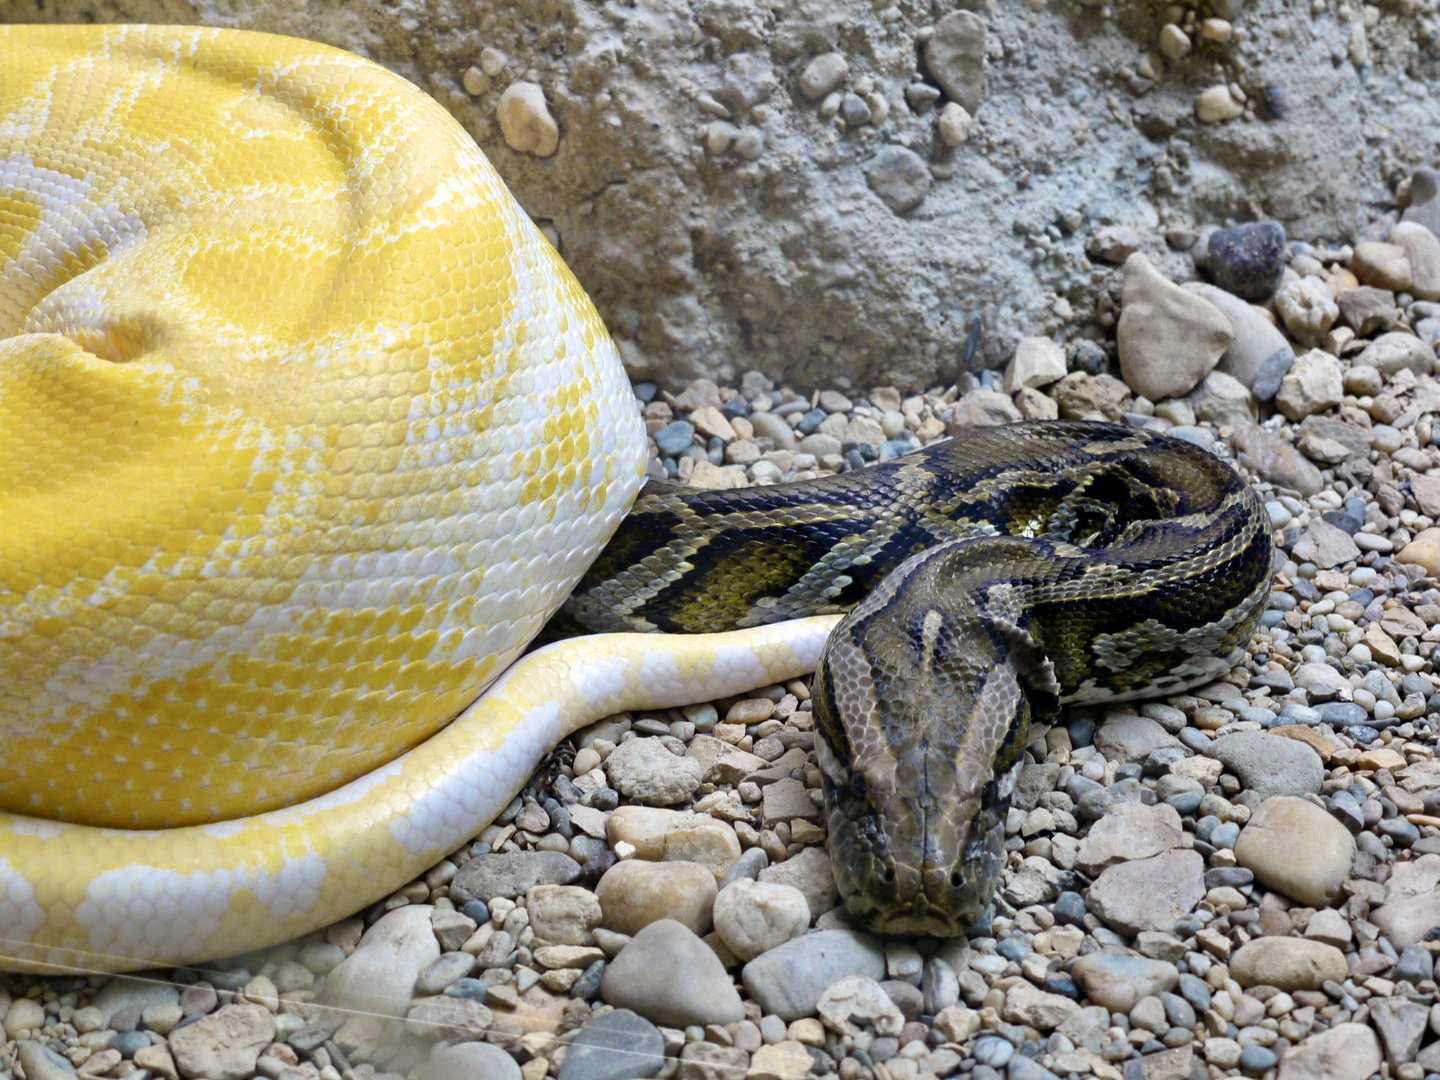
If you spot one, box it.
[0,24,1271,972]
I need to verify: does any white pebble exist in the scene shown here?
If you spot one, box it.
[480,47,509,77]
[1194,85,1243,123]
[497,82,559,157]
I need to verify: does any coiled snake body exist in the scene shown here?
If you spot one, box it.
[0,25,1271,972]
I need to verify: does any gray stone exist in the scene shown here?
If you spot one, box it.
[1206,732,1322,798]
[605,737,703,804]
[600,920,744,1028]
[1368,997,1429,1066]
[864,146,932,214]
[1070,954,1179,1013]
[1251,348,1295,401]
[798,53,848,101]
[93,979,180,1025]
[1184,282,1293,390]
[1336,286,1399,335]
[1290,518,1360,570]
[741,930,887,1020]
[422,1042,522,1080]
[1185,370,1256,425]
[166,1004,276,1080]
[1356,331,1436,377]
[557,1009,665,1080]
[924,11,987,114]
[747,410,796,450]
[1117,253,1231,400]
[405,995,494,1041]
[1093,714,1180,764]
[413,951,476,996]
[1402,168,1440,237]
[1075,801,1184,875]
[1370,853,1440,948]
[1087,849,1205,935]
[322,905,440,1019]
[947,388,1023,428]
[1276,1023,1380,1080]
[17,1042,76,1080]
[1231,424,1323,496]
[450,851,581,904]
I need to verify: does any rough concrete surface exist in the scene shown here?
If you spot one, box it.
[8,0,1440,390]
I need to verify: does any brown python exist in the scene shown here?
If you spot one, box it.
[566,420,1273,932]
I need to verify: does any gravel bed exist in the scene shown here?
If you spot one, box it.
[7,179,1440,1080]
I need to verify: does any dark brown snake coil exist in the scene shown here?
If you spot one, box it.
[564,420,1273,933]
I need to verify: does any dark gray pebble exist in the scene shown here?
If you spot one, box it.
[1205,221,1287,300]
[557,1008,665,1080]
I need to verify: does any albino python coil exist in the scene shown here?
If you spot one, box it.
[0,24,839,972]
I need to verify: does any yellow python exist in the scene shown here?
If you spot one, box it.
[0,24,839,972]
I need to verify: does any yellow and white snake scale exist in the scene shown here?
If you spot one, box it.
[0,24,840,972]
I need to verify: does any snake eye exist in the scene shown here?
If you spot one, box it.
[848,773,868,800]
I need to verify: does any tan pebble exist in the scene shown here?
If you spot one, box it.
[461,66,490,96]
[1351,241,1413,292]
[726,698,775,723]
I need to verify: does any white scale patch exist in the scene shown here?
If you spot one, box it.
[76,853,330,962]
[0,858,47,946]
[390,709,561,857]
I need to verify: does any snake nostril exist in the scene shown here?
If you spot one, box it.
[883,865,896,884]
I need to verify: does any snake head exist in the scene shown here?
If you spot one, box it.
[811,544,1060,937]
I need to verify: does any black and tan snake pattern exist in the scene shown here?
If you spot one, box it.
[565,420,1273,932]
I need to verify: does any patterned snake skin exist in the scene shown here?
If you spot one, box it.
[572,423,1273,933]
[0,24,1270,971]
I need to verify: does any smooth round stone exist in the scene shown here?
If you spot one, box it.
[1229,937,1347,991]
[653,421,696,456]
[1053,891,1087,926]
[1235,796,1354,906]
[594,859,717,937]
[1210,821,1240,849]
[420,1042,521,1080]
[1165,789,1204,814]
[599,920,744,1028]
[1070,954,1179,1012]
[973,1036,1015,1068]
[1239,1045,1278,1074]
[112,1032,150,1059]
[1316,702,1366,726]
[712,878,810,962]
